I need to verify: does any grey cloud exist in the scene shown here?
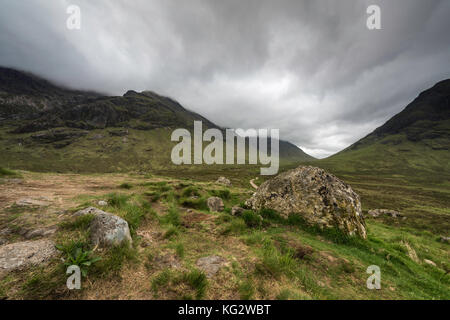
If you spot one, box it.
[0,0,449,157]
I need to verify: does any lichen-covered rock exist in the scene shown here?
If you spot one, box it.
[0,239,58,272]
[216,176,231,187]
[207,197,224,212]
[74,207,132,247]
[73,206,105,217]
[90,211,132,247]
[245,166,367,239]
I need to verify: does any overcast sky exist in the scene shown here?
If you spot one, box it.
[1,0,449,158]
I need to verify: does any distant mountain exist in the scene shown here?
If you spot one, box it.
[0,67,313,173]
[321,79,450,177]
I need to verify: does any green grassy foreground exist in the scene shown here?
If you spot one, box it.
[0,164,448,300]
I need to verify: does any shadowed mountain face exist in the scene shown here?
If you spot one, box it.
[320,79,450,179]
[0,67,313,173]
[0,67,216,131]
[354,79,450,149]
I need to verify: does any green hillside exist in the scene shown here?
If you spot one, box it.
[316,79,450,183]
[0,67,313,174]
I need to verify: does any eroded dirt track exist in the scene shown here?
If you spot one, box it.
[0,173,140,211]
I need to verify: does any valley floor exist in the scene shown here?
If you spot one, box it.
[0,170,448,300]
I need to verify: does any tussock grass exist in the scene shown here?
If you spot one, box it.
[91,242,138,277]
[0,167,18,177]
[59,214,95,231]
[176,269,208,299]
[119,182,133,189]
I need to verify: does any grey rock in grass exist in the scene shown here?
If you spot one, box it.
[73,207,132,247]
[23,226,58,239]
[245,166,367,239]
[0,239,58,272]
[216,176,231,187]
[15,196,51,207]
[73,206,105,217]
[0,228,12,237]
[196,255,227,278]
[89,210,132,247]
[231,206,244,217]
[207,197,224,212]
[367,209,403,218]
[97,200,108,207]
[439,236,449,244]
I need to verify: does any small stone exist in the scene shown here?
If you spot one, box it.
[23,226,57,239]
[15,197,51,207]
[207,197,224,212]
[153,253,181,269]
[89,209,132,247]
[440,236,450,244]
[424,259,437,267]
[196,255,227,278]
[216,176,231,187]
[89,134,104,140]
[140,239,151,248]
[0,228,12,237]
[0,238,7,246]
[231,206,244,217]
[367,209,402,218]
[97,200,108,206]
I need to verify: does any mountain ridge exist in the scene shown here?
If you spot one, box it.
[0,66,313,173]
[319,78,450,179]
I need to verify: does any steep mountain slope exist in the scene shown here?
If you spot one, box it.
[319,79,450,180]
[0,67,313,173]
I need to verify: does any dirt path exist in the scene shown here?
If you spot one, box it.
[249,178,258,189]
[0,173,138,211]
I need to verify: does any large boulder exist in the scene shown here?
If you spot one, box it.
[0,239,58,272]
[207,197,224,212]
[74,207,132,247]
[245,166,367,238]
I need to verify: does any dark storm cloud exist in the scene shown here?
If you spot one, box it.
[1,0,449,157]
